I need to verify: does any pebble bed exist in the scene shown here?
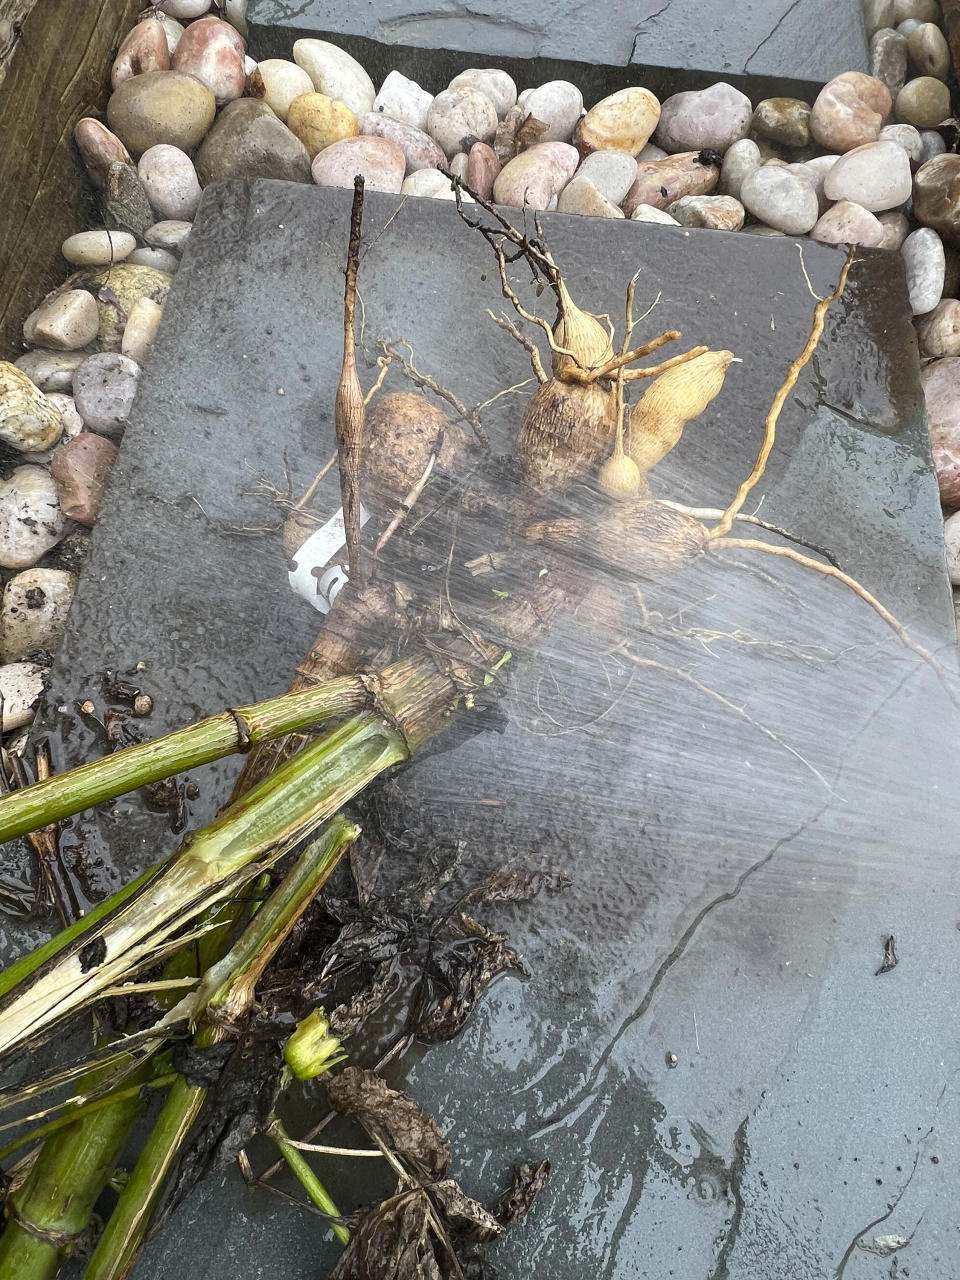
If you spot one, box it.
[0,0,958,741]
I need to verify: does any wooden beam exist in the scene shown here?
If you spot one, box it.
[0,0,140,357]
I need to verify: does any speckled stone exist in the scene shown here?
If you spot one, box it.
[359,113,446,174]
[72,353,141,437]
[246,58,314,121]
[573,87,660,157]
[0,363,63,453]
[574,149,638,203]
[50,434,119,526]
[751,98,812,147]
[869,27,909,98]
[896,76,951,127]
[913,154,960,242]
[822,139,913,210]
[0,467,65,570]
[666,194,745,230]
[312,136,406,193]
[654,81,752,153]
[622,151,719,214]
[921,357,960,503]
[196,99,312,185]
[426,87,498,158]
[740,166,819,233]
[288,93,358,158]
[916,298,960,356]
[901,225,945,312]
[493,141,580,210]
[0,568,77,663]
[106,70,217,156]
[103,161,154,237]
[810,72,891,151]
[810,199,884,245]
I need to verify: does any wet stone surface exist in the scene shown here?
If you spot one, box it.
[247,0,868,83]
[19,182,957,1277]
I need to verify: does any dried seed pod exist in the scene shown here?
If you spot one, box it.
[552,280,615,378]
[516,378,616,493]
[628,349,734,473]
[0,363,64,454]
[362,391,471,516]
[524,499,708,583]
[597,452,645,501]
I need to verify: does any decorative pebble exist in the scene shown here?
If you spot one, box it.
[864,0,895,35]
[20,393,82,465]
[72,353,141,437]
[897,16,923,34]
[822,139,912,210]
[24,291,100,352]
[913,154,960,241]
[901,226,945,312]
[630,205,681,225]
[916,298,960,355]
[292,39,375,117]
[0,569,77,663]
[448,68,517,119]
[372,70,433,131]
[573,87,660,157]
[869,27,909,98]
[247,59,314,122]
[111,18,170,89]
[358,113,446,174]
[878,121,924,165]
[654,82,752,153]
[128,247,179,272]
[196,99,312,185]
[921,357,960,503]
[0,467,65,570]
[14,352,86,393]
[809,72,891,151]
[622,151,719,214]
[73,118,132,188]
[107,70,217,156]
[289,93,358,157]
[158,0,211,16]
[907,22,951,79]
[63,262,170,352]
[0,363,63,453]
[810,199,884,245]
[493,142,579,210]
[466,141,500,199]
[0,663,46,731]
[877,209,912,248]
[556,174,624,217]
[520,81,583,144]
[752,98,812,147]
[894,0,940,23]
[137,144,201,220]
[574,149,638,203]
[896,76,950,127]
[121,297,163,365]
[61,229,136,267]
[145,220,192,251]
[740,166,819,234]
[637,142,668,162]
[311,136,406,193]
[158,13,184,56]
[666,194,745,231]
[944,511,960,584]
[400,169,469,199]
[426,87,498,158]
[172,16,246,105]
[920,129,947,163]
[50,435,119,526]
[719,137,761,198]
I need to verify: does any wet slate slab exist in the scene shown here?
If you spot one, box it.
[248,0,867,86]
[13,181,960,1278]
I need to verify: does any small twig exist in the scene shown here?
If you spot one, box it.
[659,502,841,569]
[293,452,339,511]
[486,311,547,383]
[376,338,488,446]
[566,330,687,384]
[361,357,391,406]
[619,344,708,382]
[334,175,368,589]
[474,375,536,409]
[373,451,438,566]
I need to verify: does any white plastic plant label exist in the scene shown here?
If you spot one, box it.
[288,504,370,614]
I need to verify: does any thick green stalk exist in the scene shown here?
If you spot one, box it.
[0,712,403,1064]
[0,676,369,847]
[0,1065,145,1280]
[270,1117,349,1246]
[83,818,359,1280]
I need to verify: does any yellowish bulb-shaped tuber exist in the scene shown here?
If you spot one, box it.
[598,451,643,500]
[551,280,615,378]
[628,349,734,473]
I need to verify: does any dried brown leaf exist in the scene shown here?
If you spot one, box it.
[330,1190,447,1280]
[459,867,571,906]
[515,114,549,150]
[325,1067,451,1180]
[495,1160,551,1226]
[410,921,527,1044]
[431,1180,504,1243]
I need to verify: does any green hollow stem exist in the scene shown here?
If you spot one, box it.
[0,676,371,848]
[0,713,404,1063]
[82,817,359,1280]
[0,1063,147,1280]
[270,1116,350,1246]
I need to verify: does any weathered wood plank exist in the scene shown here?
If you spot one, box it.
[0,0,139,357]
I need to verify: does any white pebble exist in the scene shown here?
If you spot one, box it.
[878,121,924,165]
[630,204,681,225]
[128,247,179,273]
[944,510,960,584]
[138,144,202,220]
[740,167,819,234]
[121,297,163,365]
[24,291,99,352]
[822,139,912,211]
[574,149,638,203]
[0,662,46,730]
[0,467,65,570]
[61,229,136,266]
[720,137,761,199]
[400,170,472,200]
[292,39,376,116]
[157,13,184,55]
[145,220,192,251]
[0,569,77,663]
[448,68,517,118]
[901,225,945,313]
[426,87,497,157]
[521,81,583,143]
[247,58,314,122]
[372,69,434,130]
[155,0,211,16]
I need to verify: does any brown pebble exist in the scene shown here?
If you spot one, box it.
[466,141,500,199]
[50,434,119,527]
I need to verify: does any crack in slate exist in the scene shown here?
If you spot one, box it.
[708,1115,750,1280]
[743,0,806,71]
[630,0,674,62]
[533,805,831,1138]
[833,1145,926,1278]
